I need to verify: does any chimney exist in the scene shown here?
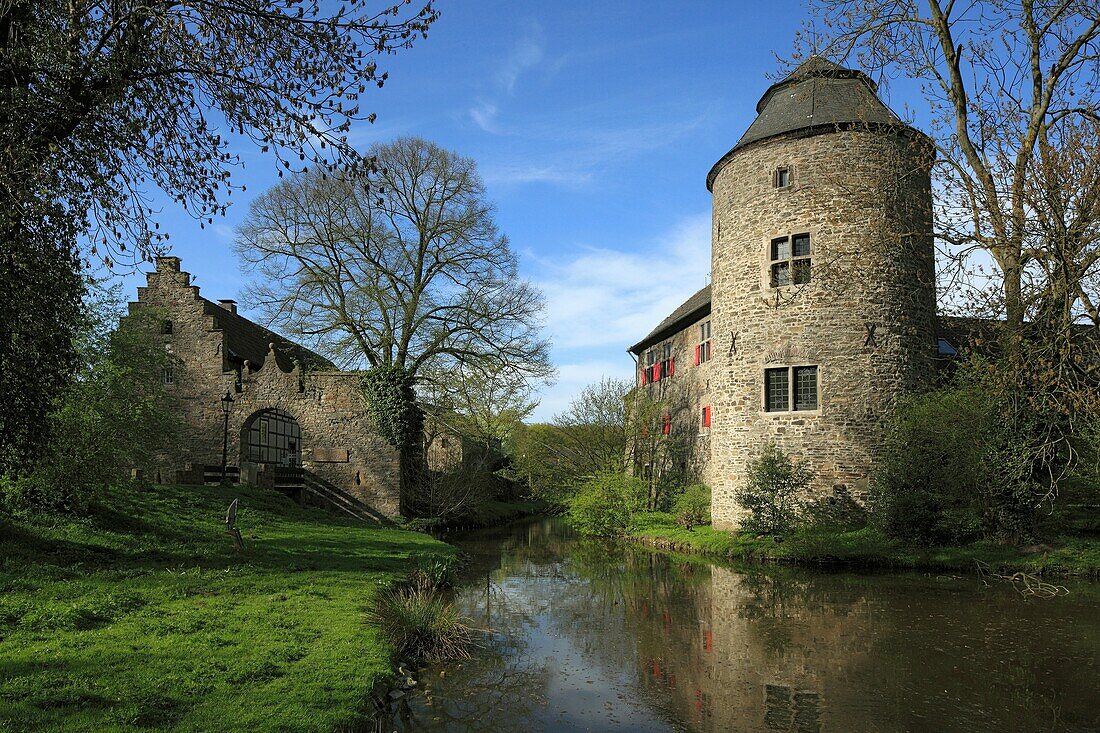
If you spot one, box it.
[218,299,238,315]
[155,256,181,272]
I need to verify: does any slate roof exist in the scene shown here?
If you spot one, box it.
[706,56,916,190]
[201,298,336,372]
[628,285,711,354]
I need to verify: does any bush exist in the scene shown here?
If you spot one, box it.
[567,472,646,537]
[738,444,812,537]
[871,384,989,545]
[868,365,1056,546]
[672,484,711,530]
[368,585,473,663]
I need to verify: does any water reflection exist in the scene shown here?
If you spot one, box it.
[383,518,1100,732]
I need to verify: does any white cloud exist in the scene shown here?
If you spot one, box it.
[495,34,544,93]
[531,358,634,422]
[533,213,712,351]
[526,213,712,422]
[469,101,500,134]
[480,163,593,188]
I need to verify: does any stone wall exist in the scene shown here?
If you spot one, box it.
[633,312,714,483]
[706,128,936,529]
[127,257,402,518]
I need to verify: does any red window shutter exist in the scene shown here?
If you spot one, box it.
[662,414,671,435]
[702,405,711,428]
[641,369,648,386]
[654,362,662,381]
[694,344,700,366]
[669,357,675,377]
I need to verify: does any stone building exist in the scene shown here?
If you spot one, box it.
[127,256,401,520]
[629,57,941,529]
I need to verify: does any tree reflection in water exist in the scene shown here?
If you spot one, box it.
[383,518,1100,733]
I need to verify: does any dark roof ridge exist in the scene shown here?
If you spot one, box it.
[755,56,877,113]
[706,56,922,191]
[628,284,712,354]
[201,296,336,372]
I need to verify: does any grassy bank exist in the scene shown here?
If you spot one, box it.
[0,482,453,732]
[628,512,1100,577]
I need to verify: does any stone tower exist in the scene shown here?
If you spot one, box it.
[706,57,936,530]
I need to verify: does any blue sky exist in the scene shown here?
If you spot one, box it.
[115,0,926,421]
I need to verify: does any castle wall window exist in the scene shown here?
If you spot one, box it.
[161,319,173,335]
[770,233,811,287]
[701,405,711,428]
[162,368,174,385]
[643,349,656,384]
[765,365,819,412]
[775,166,791,188]
[695,320,712,364]
[660,342,674,379]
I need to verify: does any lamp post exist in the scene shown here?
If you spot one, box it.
[220,390,234,483]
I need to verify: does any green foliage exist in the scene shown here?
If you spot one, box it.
[360,365,421,449]
[512,423,586,503]
[871,362,1053,546]
[626,512,1100,577]
[738,444,812,537]
[672,484,711,530]
[368,585,473,664]
[0,226,84,479]
[567,472,647,537]
[1,286,176,514]
[0,481,453,731]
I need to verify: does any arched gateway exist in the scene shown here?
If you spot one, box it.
[242,408,302,467]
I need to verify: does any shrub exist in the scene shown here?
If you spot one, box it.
[672,484,711,530]
[567,472,646,537]
[368,585,474,663]
[867,365,1058,545]
[738,444,812,537]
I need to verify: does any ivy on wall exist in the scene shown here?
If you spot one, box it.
[359,365,422,449]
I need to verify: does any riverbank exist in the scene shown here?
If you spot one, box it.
[0,482,453,732]
[628,512,1100,578]
[406,498,551,534]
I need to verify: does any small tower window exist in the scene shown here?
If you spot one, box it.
[770,233,811,287]
[775,166,791,188]
[161,319,173,335]
[162,368,174,385]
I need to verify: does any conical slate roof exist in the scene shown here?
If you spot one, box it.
[706,56,912,190]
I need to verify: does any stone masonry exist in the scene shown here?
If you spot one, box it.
[127,256,402,518]
[630,57,938,530]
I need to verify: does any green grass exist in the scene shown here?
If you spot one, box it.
[628,512,1100,577]
[0,482,454,732]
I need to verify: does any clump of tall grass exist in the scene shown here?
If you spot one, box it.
[368,559,474,663]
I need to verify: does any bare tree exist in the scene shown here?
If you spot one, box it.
[804,0,1100,334]
[237,137,552,390]
[235,137,553,511]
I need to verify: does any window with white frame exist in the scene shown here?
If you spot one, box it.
[775,165,791,188]
[764,365,818,412]
[696,320,712,364]
[770,233,811,287]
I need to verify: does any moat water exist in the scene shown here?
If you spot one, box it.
[382,518,1100,732]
